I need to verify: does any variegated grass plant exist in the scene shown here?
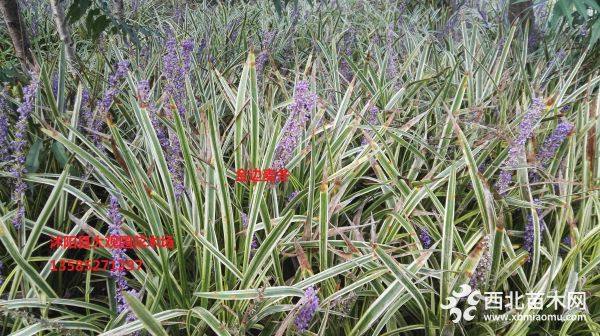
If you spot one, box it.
[0,1,599,335]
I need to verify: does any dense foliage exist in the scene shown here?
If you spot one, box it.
[0,0,598,335]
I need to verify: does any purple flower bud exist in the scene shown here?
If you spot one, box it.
[181,39,195,73]
[469,235,491,288]
[516,98,545,145]
[528,31,540,50]
[339,29,355,81]
[495,98,545,195]
[419,227,432,249]
[227,18,241,42]
[386,24,398,79]
[138,80,184,198]
[478,158,491,174]
[251,236,259,250]
[163,38,191,117]
[241,212,259,250]
[137,80,150,103]
[536,120,573,167]
[273,81,317,169]
[497,37,506,52]
[256,50,269,75]
[131,0,140,13]
[0,90,9,162]
[79,89,92,131]
[107,196,140,324]
[524,198,545,261]
[11,76,40,229]
[173,3,184,24]
[137,80,168,149]
[295,286,319,332]
[477,5,490,29]
[264,31,276,48]
[167,136,185,198]
[241,212,248,228]
[89,61,130,149]
[51,73,58,97]
[362,105,380,145]
[287,191,299,203]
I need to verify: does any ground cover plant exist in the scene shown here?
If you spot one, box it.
[0,0,599,335]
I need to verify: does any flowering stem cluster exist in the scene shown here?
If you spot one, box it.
[340,29,355,81]
[386,24,398,79]
[11,77,39,229]
[469,235,492,288]
[495,98,545,195]
[88,61,130,150]
[161,38,195,198]
[0,90,9,162]
[536,120,573,168]
[295,286,319,332]
[419,227,432,249]
[524,198,545,262]
[273,81,317,170]
[361,105,380,145]
[256,31,275,77]
[107,196,139,325]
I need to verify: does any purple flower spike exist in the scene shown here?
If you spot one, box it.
[524,198,545,261]
[227,18,241,42]
[386,24,398,79]
[495,98,545,195]
[181,39,195,73]
[79,89,92,131]
[163,38,192,117]
[256,31,275,77]
[273,81,317,169]
[167,136,185,198]
[11,76,40,229]
[198,38,207,53]
[516,98,545,146]
[107,196,139,324]
[362,105,380,145]
[295,286,319,332]
[137,80,150,102]
[495,170,514,195]
[419,227,432,249]
[536,120,573,168]
[0,90,9,162]
[339,29,355,81]
[51,73,58,97]
[89,61,129,149]
[138,79,185,198]
[241,212,248,228]
[262,31,275,49]
[256,50,269,75]
[469,235,491,288]
[137,80,169,150]
[241,212,259,250]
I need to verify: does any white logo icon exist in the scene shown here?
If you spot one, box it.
[441,284,481,322]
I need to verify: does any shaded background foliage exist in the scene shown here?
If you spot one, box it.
[0,0,598,335]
